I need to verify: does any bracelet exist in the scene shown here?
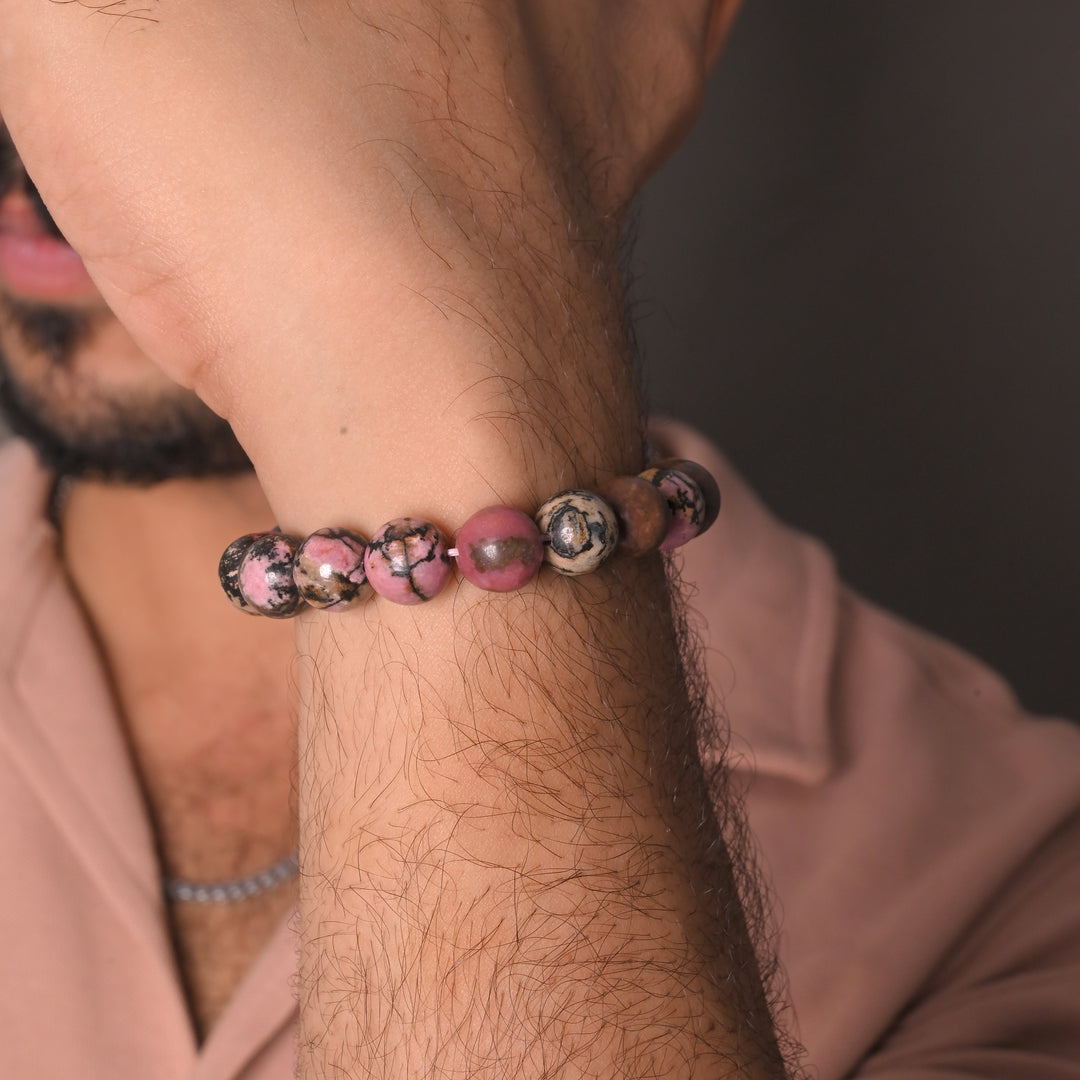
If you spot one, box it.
[219,458,720,616]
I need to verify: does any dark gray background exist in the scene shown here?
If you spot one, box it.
[632,0,1078,719]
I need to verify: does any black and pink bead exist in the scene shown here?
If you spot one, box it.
[294,528,371,610]
[218,532,265,615]
[238,534,303,618]
[364,518,454,604]
[649,458,722,533]
[638,460,720,551]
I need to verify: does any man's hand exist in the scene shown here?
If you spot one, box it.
[0,1,719,512]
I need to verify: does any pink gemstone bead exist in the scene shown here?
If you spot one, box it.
[218,532,265,614]
[639,466,706,551]
[454,506,543,592]
[238,534,303,618]
[649,458,722,531]
[294,528,371,610]
[363,518,453,604]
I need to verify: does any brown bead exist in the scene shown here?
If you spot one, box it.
[602,475,672,556]
[649,458,721,532]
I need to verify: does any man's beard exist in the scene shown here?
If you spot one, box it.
[0,300,253,484]
[1,122,252,484]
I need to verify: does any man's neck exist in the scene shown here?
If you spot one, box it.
[57,471,298,881]
[58,470,300,1039]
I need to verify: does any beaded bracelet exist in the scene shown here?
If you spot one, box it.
[219,459,720,616]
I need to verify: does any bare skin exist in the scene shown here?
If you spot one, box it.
[0,1,784,1075]
[60,472,298,1036]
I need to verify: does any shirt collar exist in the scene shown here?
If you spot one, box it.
[656,421,840,785]
[0,437,300,1069]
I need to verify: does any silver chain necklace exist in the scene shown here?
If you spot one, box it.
[163,853,299,904]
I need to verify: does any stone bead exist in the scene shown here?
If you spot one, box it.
[454,506,543,592]
[638,465,706,551]
[363,517,453,604]
[238,534,303,618]
[218,532,265,614]
[535,490,619,575]
[649,457,722,532]
[602,476,672,556]
[294,528,372,610]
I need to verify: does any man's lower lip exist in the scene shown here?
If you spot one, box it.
[0,230,97,302]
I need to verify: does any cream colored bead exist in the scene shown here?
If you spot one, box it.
[535,490,619,575]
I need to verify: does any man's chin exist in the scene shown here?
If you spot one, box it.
[0,365,253,484]
[0,285,252,484]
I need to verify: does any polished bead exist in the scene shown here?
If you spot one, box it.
[239,534,303,618]
[602,476,672,556]
[364,518,453,604]
[638,465,706,551]
[294,528,371,610]
[649,458,721,532]
[535,490,619,575]
[455,506,543,591]
[218,532,265,614]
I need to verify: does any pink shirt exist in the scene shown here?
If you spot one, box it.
[1,428,1078,1079]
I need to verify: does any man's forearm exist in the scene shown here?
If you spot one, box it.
[297,545,780,1078]
[287,26,781,1064]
